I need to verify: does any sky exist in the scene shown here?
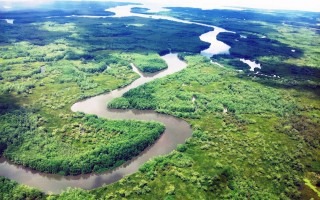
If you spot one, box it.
[1,0,320,12]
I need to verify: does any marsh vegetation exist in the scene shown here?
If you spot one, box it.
[0,2,319,200]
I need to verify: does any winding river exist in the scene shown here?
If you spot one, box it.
[0,5,231,194]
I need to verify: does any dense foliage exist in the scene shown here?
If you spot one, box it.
[129,53,168,73]
[2,110,164,175]
[0,177,44,200]
[104,8,320,199]
[0,15,210,54]
[0,2,319,200]
[2,2,210,175]
[106,54,320,199]
[0,0,212,176]
[156,6,320,79]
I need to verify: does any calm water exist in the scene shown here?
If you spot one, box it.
[240,58,262,71]
[0,53,192,194]
[0,5,231,194]
[106,5,231,58]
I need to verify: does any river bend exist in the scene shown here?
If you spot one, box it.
[0,5,231,193]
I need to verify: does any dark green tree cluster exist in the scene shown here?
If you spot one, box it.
[0,177,44,200]
[217,32,302,60]
[2,111,165,175]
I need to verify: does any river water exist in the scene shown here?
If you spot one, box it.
[0,53,192,194]
[106,5,231,58]
[0,5,232,194]
[240,58,261,71]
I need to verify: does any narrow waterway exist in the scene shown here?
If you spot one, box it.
[0,53,192,194]
[0,5,232,194]
[106,5,231,58]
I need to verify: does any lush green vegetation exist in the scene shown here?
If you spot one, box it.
[0,177,45,200]
[103,8,320,199]
[0,2,319,200]
[0,1,131,21]
[2,110,164,175]
[216,32,302,60]
[154,6,320,78]
[106,55,320,199]
[153,7,319,34]
[0,16,210,54]
[0,36,161,175]
[128,52,167,73]
[0,1,212,176]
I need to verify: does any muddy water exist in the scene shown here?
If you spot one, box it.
[0,54,192,194]
[106,5,231,58]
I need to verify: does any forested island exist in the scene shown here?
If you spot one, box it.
[0,1,319,199]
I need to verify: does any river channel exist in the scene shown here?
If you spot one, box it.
[0,5,231,193]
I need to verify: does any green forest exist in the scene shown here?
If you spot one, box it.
[0,2,210,176]
[128,53,168,73]
[0,1,319,200]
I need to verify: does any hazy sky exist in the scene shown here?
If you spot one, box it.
[1,0,320,12]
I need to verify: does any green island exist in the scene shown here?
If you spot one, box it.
[0,1,319,200]
[128,53,168,73]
